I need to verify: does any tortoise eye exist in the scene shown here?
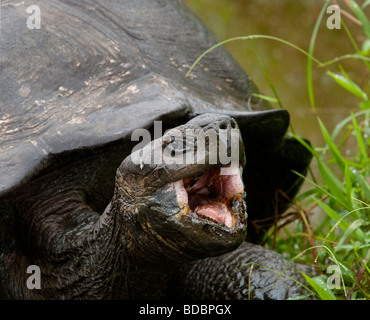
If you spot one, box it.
[167,137,186,154]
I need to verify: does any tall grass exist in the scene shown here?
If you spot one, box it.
[187,0,370,300]
[278,0,370,300]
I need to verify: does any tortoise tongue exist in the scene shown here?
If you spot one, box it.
[194,202,233,228]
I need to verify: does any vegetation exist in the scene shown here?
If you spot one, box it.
[265,0,370,300]
[188,0,370,299]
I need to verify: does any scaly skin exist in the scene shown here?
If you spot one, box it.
[169,242,313,300]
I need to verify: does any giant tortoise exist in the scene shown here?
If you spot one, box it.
[0,0,313,299]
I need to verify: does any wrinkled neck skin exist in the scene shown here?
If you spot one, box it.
[11,174,191,300]
[98,178,194,299]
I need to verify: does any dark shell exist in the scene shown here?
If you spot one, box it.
[0,0,271,196]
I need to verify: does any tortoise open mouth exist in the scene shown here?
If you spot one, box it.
[174,164,247,229]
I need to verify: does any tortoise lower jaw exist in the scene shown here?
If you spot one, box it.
[173,164,247,230]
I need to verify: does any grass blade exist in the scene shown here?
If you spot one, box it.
[293,117,350,210]
[363,0,370,8]
[301,273,336,300]
[344,163,353,207]
[186,35,322,77]
[321,54,370,67]
[331,110,369,140]
[318,118,346,172]
[249,41,286,111]
[351,113,369,167]
[252,93,278,103]
[317,161,351,209]
[312,197,350,231]
[327,71,368,100]
[307,1,330,111]
[337,219,367,247]
[352,170,370,200]
[347,0,370,39]
[293,170,346,208]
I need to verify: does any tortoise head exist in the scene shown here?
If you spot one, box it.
[116,113,247,258]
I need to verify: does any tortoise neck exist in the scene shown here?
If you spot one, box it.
[101,187,195,299]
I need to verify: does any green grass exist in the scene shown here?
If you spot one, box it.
[188,0,370,300]
[264,1,370,300]
[282,0,369,300]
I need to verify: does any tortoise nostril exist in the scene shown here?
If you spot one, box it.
[218,119,237,130]
[219,122,228,130]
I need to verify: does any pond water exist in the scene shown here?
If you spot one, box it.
[184,0,369,192]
